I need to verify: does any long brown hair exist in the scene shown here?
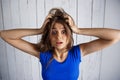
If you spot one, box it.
[37,8,74,52]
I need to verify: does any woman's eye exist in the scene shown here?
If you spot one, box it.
[52,31,57,35]
[62,30,66,34]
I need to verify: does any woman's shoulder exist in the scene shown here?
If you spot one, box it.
[40,50,52,58]
[70,45,80,51]
[39,50,52,63]
[40,50,52,56]
[68,45,81,62]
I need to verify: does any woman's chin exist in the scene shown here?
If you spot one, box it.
[55,46,67,50]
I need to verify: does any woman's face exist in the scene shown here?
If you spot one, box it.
[50,22,69,50]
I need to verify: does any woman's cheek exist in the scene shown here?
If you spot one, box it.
[50,39,56,46]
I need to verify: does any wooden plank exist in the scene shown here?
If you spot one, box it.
[0,0,2,76]
[18,0,37,80]
[84,0,105,80]
[7,0,26,80]
[33,0,46,80]
[77,0,92,44]
[1,0,15,80]
[7,0,23,80]
[77,0,105,80]
[77,0,92,80]
[27,0,42,80]
[100,0,120,80]
[0,0,9,79]
[2,0,27,80]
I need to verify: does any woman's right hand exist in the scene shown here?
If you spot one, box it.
[40,14,53,33]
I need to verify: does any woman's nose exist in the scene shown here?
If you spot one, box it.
[57,32,62,39]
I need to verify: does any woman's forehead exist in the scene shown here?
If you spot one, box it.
[53,22,65,29]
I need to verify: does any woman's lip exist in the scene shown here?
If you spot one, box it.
[56,42,63,44]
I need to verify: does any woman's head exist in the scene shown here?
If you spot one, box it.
[38,8,74,52]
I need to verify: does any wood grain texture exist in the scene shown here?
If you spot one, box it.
[100,0,120,80]
[0,0,120,80]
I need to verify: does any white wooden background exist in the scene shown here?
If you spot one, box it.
[0,0,120,80]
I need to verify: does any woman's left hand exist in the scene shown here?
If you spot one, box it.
[64,14,78,33]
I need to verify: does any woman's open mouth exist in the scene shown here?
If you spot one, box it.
[56,42,63,45]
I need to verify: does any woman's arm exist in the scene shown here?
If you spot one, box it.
[75,28,120,56]
[65,14,120,56]
[0,14,52,58]
[0,28,42,58]
[1,28,42,39]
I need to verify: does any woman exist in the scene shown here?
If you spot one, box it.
[0,8,120,80]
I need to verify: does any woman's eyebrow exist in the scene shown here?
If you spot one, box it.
[52,28,56,29]
[52,27,65,29]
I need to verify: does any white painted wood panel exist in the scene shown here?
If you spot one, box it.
[1,0,15,80]
[30,0,44,79]
[100,0,120,80]
[77,0,93,80]
[0,0,120,80]
[90,0,105,80]
[19,0,33,80]
[0,0,10,80]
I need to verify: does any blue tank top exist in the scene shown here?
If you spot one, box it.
[40,45,81,80]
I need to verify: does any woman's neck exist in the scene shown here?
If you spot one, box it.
[53,48,68,60]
